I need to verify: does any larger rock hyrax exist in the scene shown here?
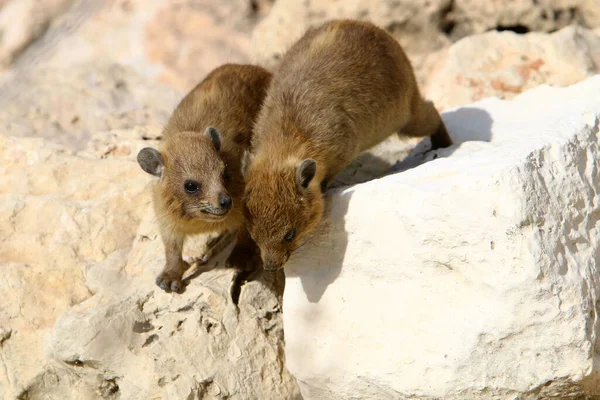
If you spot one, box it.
[242,19,453,271]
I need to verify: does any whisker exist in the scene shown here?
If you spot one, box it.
[291,236,313,256]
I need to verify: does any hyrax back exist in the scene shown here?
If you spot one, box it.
[243,20,452,271]
[137,64,272,292]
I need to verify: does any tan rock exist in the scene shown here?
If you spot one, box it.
[143,0,271,90]
[580,0,600,27]
[82,126,163,160]
[251,0,600,73]
[0,63,179,150]
[0,0,74,69]
[251,0,453,70]
[0,131,302,399]
[424,25,600,110]
[0,133,152,399]
[0,0,273,150]
[7,0,271,91]
[450,0,600,39]
[44,214,301,399]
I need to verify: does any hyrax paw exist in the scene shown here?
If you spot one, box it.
[155,271,184,293]
[196,253,211,265]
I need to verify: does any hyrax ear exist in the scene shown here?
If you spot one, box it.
[296,159,317,190]
[137,147,164,178]
[241,149,254,178]
[205,127,221,152]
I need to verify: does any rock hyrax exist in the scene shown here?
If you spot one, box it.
[242,19,452,270]
[137,63,272,291]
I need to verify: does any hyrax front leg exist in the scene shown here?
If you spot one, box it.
[156,229,189,292]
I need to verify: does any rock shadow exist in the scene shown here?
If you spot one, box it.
[391,106,494,174]
[284,187,352,303]
[285,152,412,303]
[443,106,494,143]
[286,106,494,303]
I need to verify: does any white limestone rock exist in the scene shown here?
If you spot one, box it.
[283,76,600,399]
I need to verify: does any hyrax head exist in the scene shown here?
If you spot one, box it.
[137,127,233,222]
[242,154,324,271]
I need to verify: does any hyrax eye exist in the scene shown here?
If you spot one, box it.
[283,228,296,243]
[184,180,199,194]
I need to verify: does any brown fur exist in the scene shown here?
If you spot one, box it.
[138,64,272,291]
[243,20,452,270]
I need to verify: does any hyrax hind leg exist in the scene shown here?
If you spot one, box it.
[401,99,452,150]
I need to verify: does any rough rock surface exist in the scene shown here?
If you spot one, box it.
[251,0,600,71]
[1,0,272,91]
[0,131,301,399]
[450,0,600,39]
[3,1,600,399]
[0,0,272,150]
[425,25,600,110]
[251,0,454,70]
[0,63,180,150]
[0,0,182,150]
[0,0,74,69]
[283,76,600,399]
[0,133,153,399]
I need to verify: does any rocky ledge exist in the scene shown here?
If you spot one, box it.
[283,76,600,399]
[2,74,599,400]
[0,129,301,399]
[1,6,600,398]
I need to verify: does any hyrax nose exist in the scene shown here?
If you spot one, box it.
[219,193,232,210]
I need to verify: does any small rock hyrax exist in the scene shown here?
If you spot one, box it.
[242,19,453,271]
[137,64,272,291]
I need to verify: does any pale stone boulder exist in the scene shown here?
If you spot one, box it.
[283,76,600,399]
[451,0,600,38]
[0,0,272,90]
[425,25,600,110]
[0,134,153,399]
[44,194,301,399]
[251,0,599,72]
[251,0,453,70]
[0,63,180,150]
[0,0,74,69]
